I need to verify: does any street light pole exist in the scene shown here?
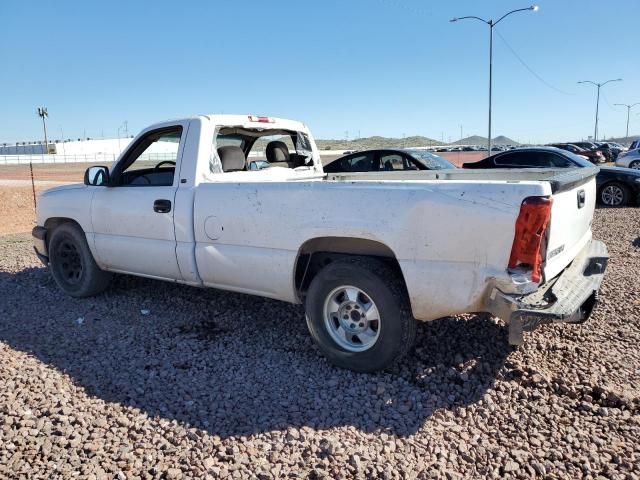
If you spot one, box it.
[451,6,538,154]
[577,79,622,142]
[613,102,639,140]
[488,21,493,154]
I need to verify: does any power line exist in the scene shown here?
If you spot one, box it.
[494,28,575,96]
[600,90,617,111]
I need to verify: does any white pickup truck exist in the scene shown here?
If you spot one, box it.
[33,115,608,372]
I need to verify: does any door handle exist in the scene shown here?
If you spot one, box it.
[153,199,172,213]
[577,189,585,209]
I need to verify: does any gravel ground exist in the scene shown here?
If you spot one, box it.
[0,208,638,479]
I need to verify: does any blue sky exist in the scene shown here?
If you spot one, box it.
[1,0,638,143]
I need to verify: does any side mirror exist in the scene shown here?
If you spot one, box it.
[84,166,110,186]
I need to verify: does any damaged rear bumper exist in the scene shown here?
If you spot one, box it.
[487,239,608,345]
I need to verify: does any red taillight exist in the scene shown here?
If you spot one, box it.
[248,115,274,123]
[508,196,553,283]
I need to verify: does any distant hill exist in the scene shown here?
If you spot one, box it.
[255,133,522,152]
[315,135,440,151]
[452,135,519,146]
[493,135,519,145]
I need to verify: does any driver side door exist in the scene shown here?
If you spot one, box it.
[91,125,184,280]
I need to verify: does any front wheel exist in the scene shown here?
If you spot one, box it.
[599,182,628,207]
[629,160,640,170]
[305,257,416,372]
[49,223,112,297]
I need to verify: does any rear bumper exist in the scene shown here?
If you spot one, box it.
[32,226,49,265]
[487,239,608,345]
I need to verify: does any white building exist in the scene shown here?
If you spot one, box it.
[0,137,135,156]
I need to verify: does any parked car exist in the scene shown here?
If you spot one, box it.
[629,139,640,150]
[616,148,640,169]
[463,146,640,206]
[547,143,605,163]
[323,148,455,173]
[32,115,607,372]
[595,142,624,161]
[572,141,613,162]
[572,141,598,150]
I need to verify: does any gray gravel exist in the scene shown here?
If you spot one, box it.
[0,208,639,479]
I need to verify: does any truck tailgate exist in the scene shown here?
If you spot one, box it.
[543,169,598,282]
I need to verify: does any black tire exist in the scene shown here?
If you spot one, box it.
[599,182,629,207]
[305,257,417,372]
[629,160,640,170]
[48,223,112,297]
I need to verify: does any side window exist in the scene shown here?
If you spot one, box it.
[343,153,374,172]
[378,153,408,171]
[549,153,573,167]
[495,152,548,167]
[115,127,182,186]
[494,152,525,166]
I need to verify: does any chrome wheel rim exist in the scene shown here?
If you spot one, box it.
[601,185,624,206]
[323,285,381,352]
[630,161,640,170]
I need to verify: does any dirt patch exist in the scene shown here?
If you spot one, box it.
[0,186,45,235]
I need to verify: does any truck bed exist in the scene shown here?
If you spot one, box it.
[326,166,599,194]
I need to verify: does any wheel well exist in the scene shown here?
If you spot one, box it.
[294,237,404,299]
[43,218,83,248]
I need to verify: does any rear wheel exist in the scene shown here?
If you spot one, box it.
[629,160,640,170]
[305,257,416,372]
[599,182,628,207]
[49,223,112,297]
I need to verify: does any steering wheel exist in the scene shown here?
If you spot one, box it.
[132,175,151,185]
[154,160,176,170]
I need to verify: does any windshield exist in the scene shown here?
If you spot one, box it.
[403,149,456,170]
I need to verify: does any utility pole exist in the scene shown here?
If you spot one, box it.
[117,121,129,151]
[578,79,622,141]
[451,5,539,154]
[33,107,49,210]
[613,102,639,140]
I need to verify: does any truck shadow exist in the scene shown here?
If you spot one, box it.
[0,266,511,438]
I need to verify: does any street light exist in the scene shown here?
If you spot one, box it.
[577,79,622,142]
[450,5,538,154]
[37,106,49,153]
[613,102,639,140]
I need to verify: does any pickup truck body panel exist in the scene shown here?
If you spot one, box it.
[91,186,180,278]
[193,177,551,319]
[542,180,595,281]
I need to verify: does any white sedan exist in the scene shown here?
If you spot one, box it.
[616,148,640,169]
